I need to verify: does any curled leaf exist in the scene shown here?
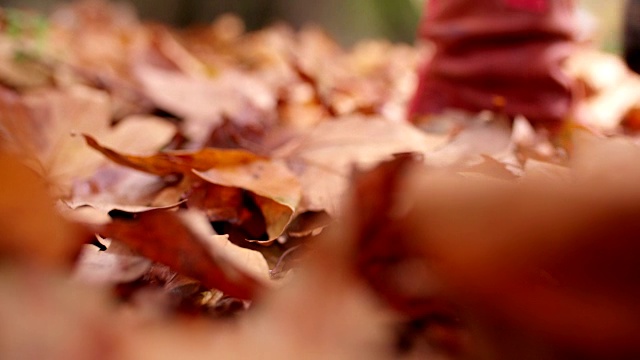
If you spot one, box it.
[83,134,262,177]
[85,135,301,241]
[193,159,301,242]
[99,209,265,300]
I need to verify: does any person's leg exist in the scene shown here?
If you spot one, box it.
[409,0,578,126]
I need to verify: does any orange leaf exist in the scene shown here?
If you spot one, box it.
[0,153,85,268]
[100,210,265,300]
[83,134,263,177]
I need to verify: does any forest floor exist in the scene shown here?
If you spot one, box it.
[0,1,639,359]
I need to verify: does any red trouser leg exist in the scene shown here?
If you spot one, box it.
[409,0,577,125]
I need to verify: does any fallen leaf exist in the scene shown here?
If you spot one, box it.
[72,240,152,285]
[0,267,123,360]
[0,152,85,268]
[0,85,176,196]
[179,211,270,283]
[99,209,266,300]
[193,159,301,242]
[84,134,262,177]
[401,162,640,357]
[281,115,447,215]
[68,164,182,214]
[426,115,514,167]
[134,64,275,143]
[571,130,640,185]
[86,135,301,241]
[285,211,332,239]
[5,2,640,359]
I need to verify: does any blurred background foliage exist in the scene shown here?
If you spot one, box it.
[584,0,624,53]
[0,0,626,51]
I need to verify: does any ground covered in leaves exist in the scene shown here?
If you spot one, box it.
[1,1,640,359]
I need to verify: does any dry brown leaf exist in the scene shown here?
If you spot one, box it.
[0,268,123,360]
[186,183,246,223]
[346,156,468,357]
[123,273,391,360]
[122,223,393,360]
[84,134,262,176]
[99,209,266,300]
[521,159,571,182]
[7,2,640,359]
[144,26,210,77]
[86,135,301,241]
[401,164,640,357]
[0,152,85,268]
[179,211,270,283]
[0,85,175,196]
[571,130,640,185]
[426,116,514,167]
[72,240,152,285]
[281,116,447,215]
[68,164,181,214]
[342,147,640,357]
[134,64,275,143]
[47,0,143,83]
[193,159,301,242]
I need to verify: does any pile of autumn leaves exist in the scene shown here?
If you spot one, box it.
[1,1,640,359]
